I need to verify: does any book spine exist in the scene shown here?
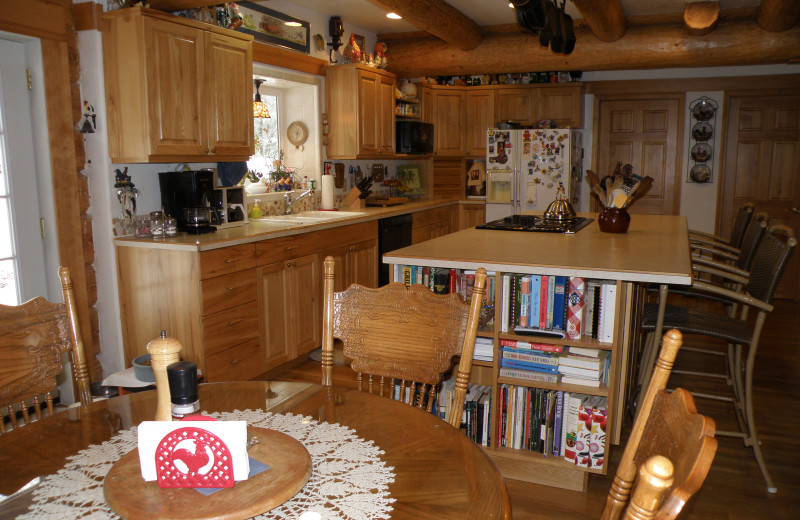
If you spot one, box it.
[416,265,423,285]
[530,275,540,328]
[501,274,511,333]
[559,391,570,457]
[422,266,430,288]
[501,359,559,373]
[449,268,457,294]
[520,276,531,328]
[539,275,549,328]
[563,393,580,463]
[590,398,608,469]
[575,399,593,467]
[553,391,563,456]
[601,283,617,343]
[501,347,558,366]
[546,276,555,329]
[552,276,567,331]
[567,277,585,339]
[402,266,411,287]
[498,367,560,383]
[433,269,449,295]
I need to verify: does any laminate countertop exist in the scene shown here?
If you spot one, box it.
[114,199,464,252]
[384,212,693,285]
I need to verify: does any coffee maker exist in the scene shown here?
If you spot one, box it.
[159,170,219,233]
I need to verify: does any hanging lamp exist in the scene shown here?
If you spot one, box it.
[253,79,270,118]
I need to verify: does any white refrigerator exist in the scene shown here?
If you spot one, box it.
[485,128,582,222]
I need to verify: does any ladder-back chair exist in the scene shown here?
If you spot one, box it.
[689,202,753,253]
[603,330,717,520]
[321,256,487,429]
[0,267,91,433]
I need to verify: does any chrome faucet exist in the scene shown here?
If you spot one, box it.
[283,187,315,214]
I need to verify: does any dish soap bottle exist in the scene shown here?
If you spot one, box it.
[251,200,262,219]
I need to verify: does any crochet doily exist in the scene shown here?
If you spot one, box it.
[19,410,395,520]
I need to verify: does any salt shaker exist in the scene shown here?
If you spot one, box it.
[146,331,182,421]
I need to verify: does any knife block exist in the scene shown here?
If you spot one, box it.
[341,187,365,209]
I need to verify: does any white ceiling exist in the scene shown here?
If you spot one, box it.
[286,0,761,36]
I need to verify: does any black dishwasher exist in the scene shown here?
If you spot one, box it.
[378,213,413,286]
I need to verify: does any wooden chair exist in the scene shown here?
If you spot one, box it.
[0,267,92,433]
[321,256,487,428]
[602,330,717,520]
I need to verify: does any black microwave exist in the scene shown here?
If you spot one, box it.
[396,121,434,154]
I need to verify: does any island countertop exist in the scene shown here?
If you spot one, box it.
[384,213,693,285]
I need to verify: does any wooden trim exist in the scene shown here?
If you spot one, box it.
[102,6,253,41]
[252,41,327,76]
[587,74,800,96]
[0,0,70,41]
[72,2,103,32]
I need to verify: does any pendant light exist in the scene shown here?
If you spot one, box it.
[253,79,270,118]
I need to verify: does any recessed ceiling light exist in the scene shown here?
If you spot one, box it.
[386,12,402,20]
[285,21,302,27]
[508,2,514,7]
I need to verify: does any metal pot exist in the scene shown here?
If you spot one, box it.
[543,183,577,221]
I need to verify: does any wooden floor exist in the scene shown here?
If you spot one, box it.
[270,299,800,519]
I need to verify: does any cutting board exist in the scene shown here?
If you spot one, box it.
[366,196,409,207]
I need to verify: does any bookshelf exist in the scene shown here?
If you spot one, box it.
[384,214,693,492]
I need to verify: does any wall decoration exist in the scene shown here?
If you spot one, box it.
[238,2,310,54]
[687,97,718,183]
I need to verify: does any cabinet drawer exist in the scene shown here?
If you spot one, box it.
[201,269,257,316]
[205,338,262,382]
[256,234,316,265]
[203,301,259,356]
[413,207,450,227]
[200,244,256,279]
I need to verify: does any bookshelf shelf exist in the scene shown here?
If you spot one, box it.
[486,446,606,474]
[498,333,614,351]
[497,377,610,397]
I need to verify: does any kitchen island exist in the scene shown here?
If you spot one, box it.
[384,213,692,491]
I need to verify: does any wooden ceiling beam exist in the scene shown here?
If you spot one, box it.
[385,19,800,78]
[147,0,211,9]
[571,0,626,42]
[684,1,720,36]
[757,0,800,32]
[364,0,483,51]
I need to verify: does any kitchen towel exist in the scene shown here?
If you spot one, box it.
[321,174,335,210]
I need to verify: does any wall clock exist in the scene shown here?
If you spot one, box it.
[287,121,308,148]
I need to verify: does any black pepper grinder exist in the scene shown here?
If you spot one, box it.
[167,361,199,419]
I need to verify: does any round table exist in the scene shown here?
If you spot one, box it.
[0,381,510,519]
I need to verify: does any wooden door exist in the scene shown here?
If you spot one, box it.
[348,240,378,288]
[378,75,395,154]
[720,93,800,299]
[357,71,379,154]
[596,96,682,214]
[286,254,320,357]
[205,32,253,156]
[466,90,494,157]
[144,17,206,156]
[538,85,583,128]
[496,87,536,125]
[434,89,466,156]
[258,261,293,371]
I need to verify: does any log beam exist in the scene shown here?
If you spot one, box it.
[571,0,626,42]
[385,19,800,77]
[684,2,720,36]
[757,0,800,32]
[147,0,211,9]
[364,0,483,51]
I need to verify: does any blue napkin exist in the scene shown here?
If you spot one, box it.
[194,457,271,495]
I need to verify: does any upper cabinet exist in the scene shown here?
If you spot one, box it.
[495,87,537,126]
[431,88,467,156]
[326,64,395,159]
[538,84,584,128]
[102,7,253,163]
[466,89,495,157]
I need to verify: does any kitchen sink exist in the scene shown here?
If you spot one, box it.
[254,211,367,223]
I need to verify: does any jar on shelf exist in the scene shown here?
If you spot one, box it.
[150,211,165,238]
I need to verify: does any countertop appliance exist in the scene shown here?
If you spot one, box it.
[485,128,583,222]
[396,121,434,154]
[477,214,592,234]
[378,214,413,286]
[159,170,218,233]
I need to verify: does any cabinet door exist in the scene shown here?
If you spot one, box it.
[421,85,434,124]
[538,85,583,128]
[144,17,207,156]
[206,32,253,156]
[496,88,537,125]
[358,71,379,154]
[378,76,396,154]
[466,90,494,157]
[459,204,486,230]
[348,239,378,288]
[434,89,466,156]
[258,261,293,370]
[287,254,321,357]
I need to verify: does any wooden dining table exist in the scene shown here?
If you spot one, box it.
[0,381,511,519]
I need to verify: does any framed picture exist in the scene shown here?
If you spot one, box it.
[237,2,310,54]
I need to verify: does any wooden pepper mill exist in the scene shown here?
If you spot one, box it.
[146,330,182,421]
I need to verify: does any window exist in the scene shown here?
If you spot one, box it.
[248,92,279,177]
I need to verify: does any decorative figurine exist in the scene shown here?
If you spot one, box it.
[343,34,361,64]
[114,167,139,223]
[374,42,388,69]
[80,101,96,133]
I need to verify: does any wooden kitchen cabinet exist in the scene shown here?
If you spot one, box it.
[538,84,584,128]
[412,206,457,244]
[320,239,378,292]
[495,86,537,125]
[458,202,486,230]
[102,7,253,163]
[466,89,495,157]
[431,88,467,156]
[326,64,396,158]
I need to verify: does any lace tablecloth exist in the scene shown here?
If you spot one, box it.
[19,410,395,520]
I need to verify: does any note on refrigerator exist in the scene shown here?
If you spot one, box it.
[525,181,537,205]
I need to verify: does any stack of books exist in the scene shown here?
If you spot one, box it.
[498,339,563,383]
[557,347,611,387]
[473,337,494,362]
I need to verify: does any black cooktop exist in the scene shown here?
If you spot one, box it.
[477,214,592,234]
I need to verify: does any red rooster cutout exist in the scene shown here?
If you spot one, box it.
[155,426,235,488]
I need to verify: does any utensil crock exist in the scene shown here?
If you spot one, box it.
[598,207,630,233]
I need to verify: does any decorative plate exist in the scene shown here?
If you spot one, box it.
[690,164,711,183]
[691,122,713,141]
[691,142,712,162]
[691,99,716,121]
[287,121,309,148]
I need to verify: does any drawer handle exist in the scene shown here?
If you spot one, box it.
[230,358,241,365]
[227,319,244,326]
[224,257,241,264]
[225,285,241,291]
[285,245,299,251]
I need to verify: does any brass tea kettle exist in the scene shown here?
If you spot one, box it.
[543,183,577,221]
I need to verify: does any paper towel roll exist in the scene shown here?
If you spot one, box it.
[321,175,335,210]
